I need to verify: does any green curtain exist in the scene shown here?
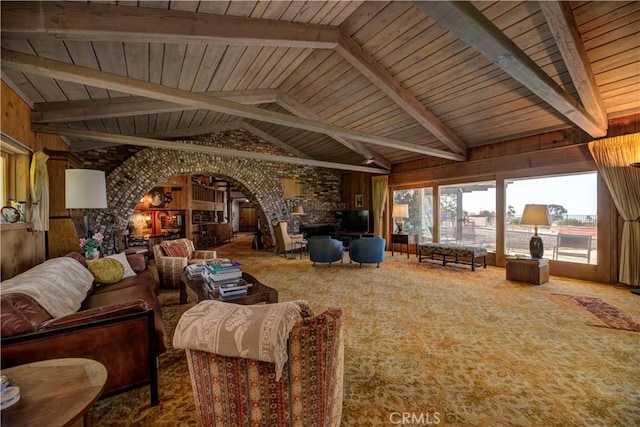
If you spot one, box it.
[588,133,640,285]
[371,175,388,237]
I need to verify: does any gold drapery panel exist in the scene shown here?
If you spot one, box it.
[371,175,388,237]
[29,150,49,231]
[588,133,640,285]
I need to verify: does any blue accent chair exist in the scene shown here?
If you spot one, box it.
[307,236,344,266]
[349,237,386,268]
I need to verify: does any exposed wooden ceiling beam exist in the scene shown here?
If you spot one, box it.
[276,92,392,170]
[239,122,314,160]
[413,1,607,138]
[336,31,468,156]
[2,49,465,161]
[539,1,608,130]
[32,89,279,123]
[31,87,388,168]
[0,1,339,49]
[141,120,244,140]
[2,1,465,161]
[70,120,311,161]
[32,125,388,174]
[69,139,122,152]
[32,90,388,167]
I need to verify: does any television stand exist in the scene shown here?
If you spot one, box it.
[332,231,374,248]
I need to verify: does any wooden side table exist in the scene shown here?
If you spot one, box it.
[294,240,307,260]
[506,257,549,285]
[1,358,107,427]
[391,233,418,258]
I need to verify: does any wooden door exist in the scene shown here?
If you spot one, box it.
[239,203,257,232]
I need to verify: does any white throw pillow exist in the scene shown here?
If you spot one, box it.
[105,252,137,279]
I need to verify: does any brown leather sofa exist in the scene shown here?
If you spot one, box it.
[0,252,167,406]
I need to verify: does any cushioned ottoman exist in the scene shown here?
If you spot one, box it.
[418,243,487,271]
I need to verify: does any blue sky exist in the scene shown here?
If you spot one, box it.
[463,172,598,216]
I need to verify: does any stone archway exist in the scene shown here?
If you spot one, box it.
[96,148,288,252]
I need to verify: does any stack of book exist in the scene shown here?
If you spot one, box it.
[207,258,242,282]
[203,259,250,299]
[185,263,207,280]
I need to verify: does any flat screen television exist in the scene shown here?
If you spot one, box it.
[335,210,370,233]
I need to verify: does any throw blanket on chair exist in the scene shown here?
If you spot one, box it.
[0,257,94,318]
[173,300,310,380]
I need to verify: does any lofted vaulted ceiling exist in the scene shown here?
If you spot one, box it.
[1,1,638,174]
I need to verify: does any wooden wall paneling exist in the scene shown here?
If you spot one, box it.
[47,218,81,259]
[1,81,68,278]
[45,149,82,217]
[1,81,33,143]
[341,172,371,211]
[0,228,43,280]
[390,144,595,187]
[14,153,30,202]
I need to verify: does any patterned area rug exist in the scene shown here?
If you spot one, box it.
[87,234,640,426]
[566,295,640,332]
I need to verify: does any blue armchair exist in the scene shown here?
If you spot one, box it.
[307,236,344,266]
[349,237,386,268]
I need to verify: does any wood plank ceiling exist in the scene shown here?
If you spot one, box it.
[1,1,638,173]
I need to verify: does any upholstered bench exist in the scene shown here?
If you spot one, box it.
[418,243,487,271]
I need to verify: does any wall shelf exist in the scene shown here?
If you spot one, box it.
[1,222,33,231]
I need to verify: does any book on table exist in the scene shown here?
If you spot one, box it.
[185,263,207,280]
[203,277,252,298]
[202,258,243,282]
[208,258,242,272]
[205,259,242,282]
[219,285,249,298]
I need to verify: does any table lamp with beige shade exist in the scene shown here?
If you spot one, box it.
[392,203,409,234]
[520,204,550,259]
[65,169,108,238]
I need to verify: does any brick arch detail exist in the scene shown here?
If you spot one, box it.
[96,148,284,252]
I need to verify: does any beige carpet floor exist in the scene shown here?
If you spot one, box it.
[88,233,640,426]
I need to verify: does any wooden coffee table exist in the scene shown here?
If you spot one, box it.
[180,271,278,305]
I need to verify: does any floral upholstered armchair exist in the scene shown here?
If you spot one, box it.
[174,300,344,427]
[152,238,216,289]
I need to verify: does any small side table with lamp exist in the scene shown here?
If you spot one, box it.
[391,204,417,258]
[506,204,551,285]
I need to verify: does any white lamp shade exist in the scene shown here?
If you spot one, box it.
[392,204,409,218]
[520,204,550,226]
[65,169,108,209]
[292,205,304,215]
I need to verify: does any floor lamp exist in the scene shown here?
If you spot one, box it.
[65,169,108,238]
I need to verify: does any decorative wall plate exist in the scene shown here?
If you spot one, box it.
[1,206,20,223]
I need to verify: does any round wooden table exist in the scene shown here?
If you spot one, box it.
[1,358,107,427]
